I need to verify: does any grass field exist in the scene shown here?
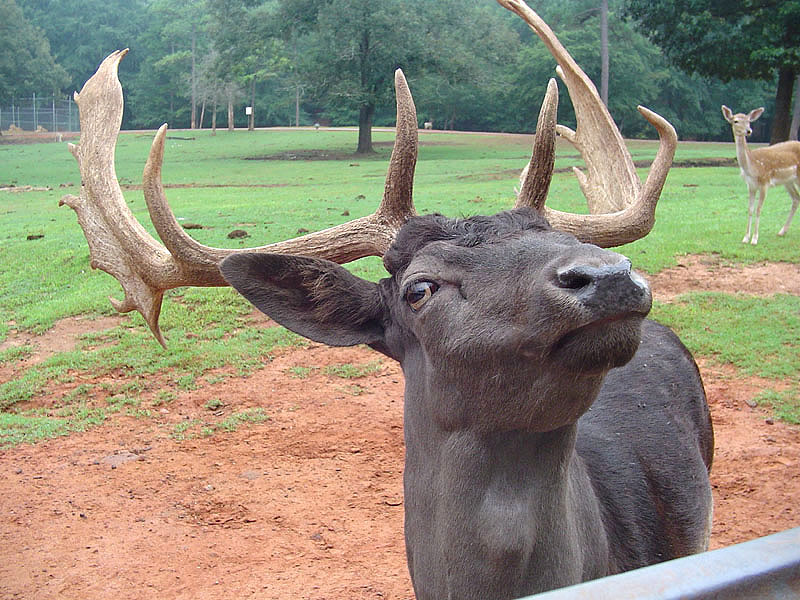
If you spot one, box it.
[1,127,798,444]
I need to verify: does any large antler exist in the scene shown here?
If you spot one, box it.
[61,49,417,346]
[499,0,677,247]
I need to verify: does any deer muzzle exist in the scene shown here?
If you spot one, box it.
[556,259,651,318]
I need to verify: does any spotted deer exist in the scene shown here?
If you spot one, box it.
[722,105,800,244]
[63,1,713,597]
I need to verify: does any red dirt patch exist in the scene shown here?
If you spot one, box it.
[1,257,798,599]
[649,255,800,300]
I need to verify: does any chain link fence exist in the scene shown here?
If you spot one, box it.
[1,95,79,133]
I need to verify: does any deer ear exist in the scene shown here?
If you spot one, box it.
[220,253,386,347]
[749,107,765,122]
[721,105,734,123]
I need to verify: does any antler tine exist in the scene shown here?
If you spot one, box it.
[378,69,418,228]
[143,68,418,267]
[542,107,677,247]
[515,78,558,212]
[63,51,418,345]
[497,0,677,247]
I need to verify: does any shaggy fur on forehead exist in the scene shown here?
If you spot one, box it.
[383,207,551,275]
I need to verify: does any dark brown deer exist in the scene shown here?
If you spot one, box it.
[62,1,713,598]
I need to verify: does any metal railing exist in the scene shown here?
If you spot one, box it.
[521,527,800,599]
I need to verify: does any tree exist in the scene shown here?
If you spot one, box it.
[147,0,209,129]
[278,0,427,153]
[0,0,68,103]
[407,0,519,132]
[624,0,800,143]
[18,0,147,98]
[207,0,288,132]
[791,75,800,140]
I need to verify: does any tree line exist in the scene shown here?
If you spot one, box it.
[3,0,799,151]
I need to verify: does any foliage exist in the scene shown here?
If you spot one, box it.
[623,0,800,141]
[274,0,431,152]
[16,0,147,100]
[623,0,800,80]
[127,0,210,129]
[398,1,520,132]
[5,0,795,141]
[0,0,69,102]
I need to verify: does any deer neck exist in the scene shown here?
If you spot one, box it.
[734,132,758,177]
[401,359,609,599]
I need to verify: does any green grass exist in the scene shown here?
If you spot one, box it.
[652,293,800,379]
[754,389,800,425]
[653,292,800,421]
[172,408,270,440]
[0,404,106,448]
[1,128,799,440]
[286,366,317,379]
[323,361,383,379]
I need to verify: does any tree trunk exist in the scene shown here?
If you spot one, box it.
[294,36,300,127]
[600,0,609,106]
[770,67,795,144]
[199,100,206,130]
[227,99,234,132]
[295,83,300,127]
[212,101,217,136]
[356,27,373,153]
[356,102,374,154]
[248,77,255,131]
[190,29,197,129]
[790,74,800,141]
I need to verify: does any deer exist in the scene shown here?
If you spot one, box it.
[61,1,713,597]
[721,105,800,245]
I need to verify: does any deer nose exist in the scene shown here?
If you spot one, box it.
[556,259,651,315]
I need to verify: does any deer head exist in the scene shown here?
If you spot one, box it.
[61,0,677,347]
[721,105,764,138]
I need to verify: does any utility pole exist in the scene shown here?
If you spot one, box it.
[600,0,609,106]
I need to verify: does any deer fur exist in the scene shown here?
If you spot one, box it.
[220,208,714,599]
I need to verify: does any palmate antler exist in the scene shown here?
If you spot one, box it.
[61,49,417,347]
[500,0,677,246]
[62,0,676,346]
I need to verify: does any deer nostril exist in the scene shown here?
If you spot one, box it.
[555,260,640,293]
[557,268,594,290]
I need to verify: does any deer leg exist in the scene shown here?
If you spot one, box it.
[778,182,800,236]
[751,186,767,245]
[743,186,757,243]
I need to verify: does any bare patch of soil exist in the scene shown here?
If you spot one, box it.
[0,315,125,365]
[1,257,798,599]
[648,255,800,300]
[0,132,79,145]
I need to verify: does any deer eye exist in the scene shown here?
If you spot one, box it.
[406,281,439,311]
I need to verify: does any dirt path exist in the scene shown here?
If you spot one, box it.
[1,258,799,599]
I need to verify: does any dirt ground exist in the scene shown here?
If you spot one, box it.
[1,257,799,600]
